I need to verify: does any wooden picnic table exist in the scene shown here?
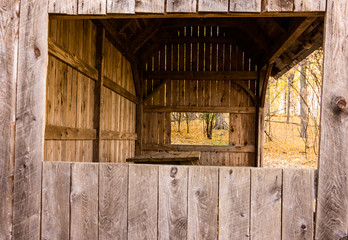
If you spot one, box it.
[126,151,200,165]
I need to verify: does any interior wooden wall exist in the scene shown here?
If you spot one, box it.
[45,19,136,163]
[142,26,257,166]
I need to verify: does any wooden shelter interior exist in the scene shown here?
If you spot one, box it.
[45,16,324,166]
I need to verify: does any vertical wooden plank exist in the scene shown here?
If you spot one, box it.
[70,163,99,240]
[159,166,188,240]
[135,0,165,13]
[282,169,314,240]
[94,26,105,162]
[250,169,282,240]
[198,0,228,12]
[41,162,71,240]
[262,0,294,12]
[294,0,326,12]
[48,0,77,14]
[78,0,106,14]
[188,166,218,240]
[219,168,250,240]
[13,0,48,238]
[316,1,348,238]
[0,0,19,238]
[128,165,158,240]
[166,0,197,12]
[99,164,128,239]
[107,0,135,13]
[230,0,261,12]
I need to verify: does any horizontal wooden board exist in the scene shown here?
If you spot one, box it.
[166,0,197,12]
[144,71,258,80]
[144,106,256,113]
[45,125,97,140]
[230,0,261,12]
[101,130,137,140]
[142,144,255,152]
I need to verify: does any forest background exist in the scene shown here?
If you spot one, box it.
[171,49,323,169]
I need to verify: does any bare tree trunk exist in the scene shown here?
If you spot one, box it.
[287,73,294,124]
[185,113,190,133]
[300,60,308,140]
[178,113,181,132]
[214,113,228,130]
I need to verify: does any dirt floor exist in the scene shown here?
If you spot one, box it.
[171,116,318,169]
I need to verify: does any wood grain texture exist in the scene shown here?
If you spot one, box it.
[78,0,106,14]
[99,164,128,239]
[219,168,251,240]
[48,0,77,14]
[70,163,99,240]
[262,0,294,12]
[135,0,165,13]
[316,0,348,239]
[107,0,135,13]
[188,166,219,240]
[159,166,188,240]
[282,169,314,240]
[166,0,197,12]
[41,162,71,240]
[128,165,158,239]
[230,0,261,12]
[0,0,19,239]
[198,0,228,12]
[250,168,282,240]
[48,38,98,81]
[294,0,326,12]
[13,0,48,238]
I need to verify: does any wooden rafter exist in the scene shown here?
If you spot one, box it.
[143,79,169,104]
[264,17,317,66]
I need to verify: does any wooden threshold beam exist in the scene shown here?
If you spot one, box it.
[103,76,138,103]
[144,71,258,80]
[45,125,137,140]
[142,144,255,153]
[144,106,256,113]
[48,38,98,81]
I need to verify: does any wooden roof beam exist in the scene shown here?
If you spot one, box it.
[262,17,317,67]
[144,71,258,80]
[131,21,163,54]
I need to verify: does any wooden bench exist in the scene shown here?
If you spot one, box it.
[126,151,200,165]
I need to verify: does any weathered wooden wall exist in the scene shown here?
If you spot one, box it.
[45,19,136,163]
[0,1,19,239]
[315,0,348,239]
[47,0,326,14]
[41,161,315,239]
[142,26,257,166]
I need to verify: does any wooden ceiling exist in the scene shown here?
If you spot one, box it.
[95,17,324,77]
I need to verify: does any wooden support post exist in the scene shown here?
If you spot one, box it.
[256,65,272,167]
[316,1,348,239]
[13,0,48,239]
[135,65,143,155]
[94,26,105,162]
[0,1,19,238]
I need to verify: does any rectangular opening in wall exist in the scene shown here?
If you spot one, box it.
[171,112,229,146]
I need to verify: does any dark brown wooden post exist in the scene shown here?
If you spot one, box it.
[316,1,348,239]
[0,1,19,238]
[94,25,105,162]
[13,0,48,239]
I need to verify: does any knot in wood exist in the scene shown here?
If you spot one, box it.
[336,96,347,111]
[34,47,41,58]
[170,167,178,178]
